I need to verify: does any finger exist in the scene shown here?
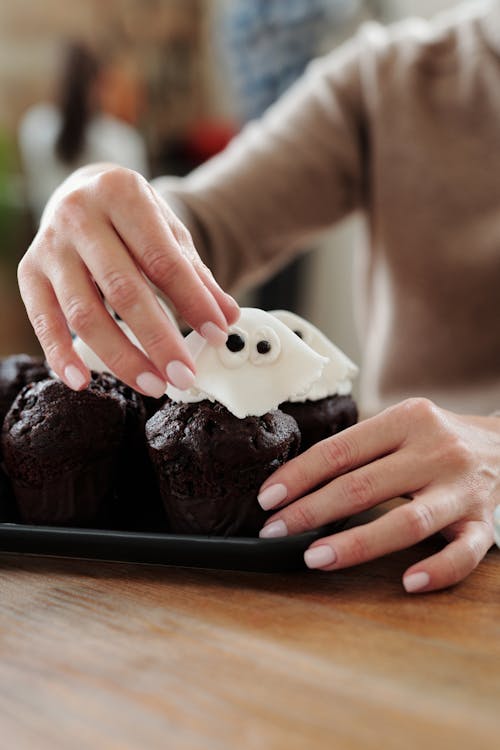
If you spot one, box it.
[18,263,90,390]
[151,193,240,325]
[191,259,240,325]
[402,519,494,593]
[96,169,232,342]
[259,449,431,537]
[51,221,197,391]
[46,253,169,398]
[302,488,460,570]
[257,406,408,511]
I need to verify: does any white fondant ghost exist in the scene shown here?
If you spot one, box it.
[167,307,327,418]
[270,310,358,401]
[73,296,179,376]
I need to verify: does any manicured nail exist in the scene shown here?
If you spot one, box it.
[166,360,196,390]
[64,365,87,391]
[403,571,430,593]
[304,545,337,569]
[259,520,288,539]
[225,294,240,318]
[200,321,228,347]
[136,372,166,399]
[257,483,288,510]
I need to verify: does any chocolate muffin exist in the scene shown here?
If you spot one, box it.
[1,373,150,526]
[0,354,50,436]
[270,310,359,453]
[105,379,165,531]
[279,394,358,452]
[146,399,301,536]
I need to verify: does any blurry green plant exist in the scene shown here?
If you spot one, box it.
[0,127,21,266]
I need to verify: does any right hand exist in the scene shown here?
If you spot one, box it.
[18,164,240,398]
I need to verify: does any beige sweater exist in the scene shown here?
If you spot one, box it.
[153,1,500,417]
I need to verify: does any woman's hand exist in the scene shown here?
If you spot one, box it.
[258,398,499,592]
[18,164,239,398]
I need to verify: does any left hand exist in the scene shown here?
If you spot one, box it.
[257,398,500,592]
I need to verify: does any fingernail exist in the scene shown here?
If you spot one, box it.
[166,360,196,390]
[257,483,288,510]
[64,365,87,391]
[225,294,240,318]
[200,321,228,347]
[403,571,430,593]
[136,371,166,399]
[259,520,288,539]
[304,545,337,569]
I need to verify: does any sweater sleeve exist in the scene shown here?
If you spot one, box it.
[151,34,366,293]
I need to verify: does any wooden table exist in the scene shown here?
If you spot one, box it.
[0,506,499,750]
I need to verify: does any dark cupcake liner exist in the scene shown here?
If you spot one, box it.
[8,455,117,526]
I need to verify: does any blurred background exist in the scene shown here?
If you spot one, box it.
[0,0,470,377]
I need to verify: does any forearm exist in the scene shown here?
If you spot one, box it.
[152,37,365,293]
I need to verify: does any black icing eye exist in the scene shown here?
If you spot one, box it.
[293,329,303,339]
[256,340,271,354]
[226,333,246,352]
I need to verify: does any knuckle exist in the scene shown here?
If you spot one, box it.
[439,434,473,471]
[345,530,370,565]
[289,501,318,531]
[404,502,436,540]
[173,222,193,249]
[142,326,171,353]
[95,166,138,200]
[57,189,89,228]
[440,552,464,586]
[31,314,66,366]
[101,270,140,310]
[468,519,493,559]
[319,433,357,475]
[150,254,186,292]
[31,311,57,345]
[64,296,94,334]
[142,245,177,283]
[103,347,128,376]
[17,254,33,284]
[401,397,441,426]
[341,472,374,512]
[462,536,485,568]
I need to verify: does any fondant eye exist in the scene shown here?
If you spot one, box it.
[226,333,245,352]
[250,327,281,366]
[217,326,250,368]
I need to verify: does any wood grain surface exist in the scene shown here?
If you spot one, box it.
[0,514,499,750]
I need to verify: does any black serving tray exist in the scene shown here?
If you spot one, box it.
[0,468,340,572]
[0,521,335,572]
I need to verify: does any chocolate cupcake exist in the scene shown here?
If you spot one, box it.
[0,354,49,434]
[105,378,165,531]
[154,308,327,536]
[271,311,359,451]
[280,395,358,451]
[1,373,148,526]
[147,400,300,536]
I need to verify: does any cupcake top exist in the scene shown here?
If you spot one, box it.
[270,310,358,402]
[167,308,327,418]
[0,354,50,426]
[1,374,128,482]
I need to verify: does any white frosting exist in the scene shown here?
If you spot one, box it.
[73,296,179,376]
[167,307,327,418]
[270,310,358,401]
